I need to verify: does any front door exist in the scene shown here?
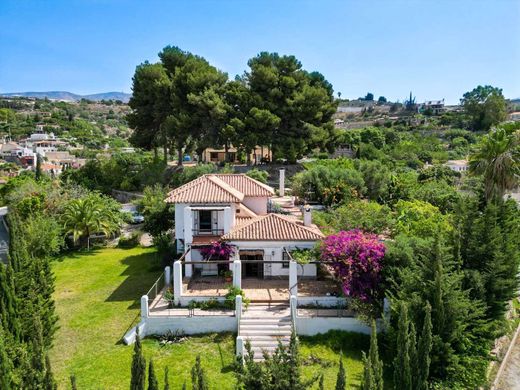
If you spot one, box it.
[240,251,264,278]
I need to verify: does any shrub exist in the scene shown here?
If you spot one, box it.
[118,232,140,248]
[246,169,268,183]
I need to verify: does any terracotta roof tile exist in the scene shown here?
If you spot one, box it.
[165,175,244,203]
[165,174,273,204]
[213,174,274,197]
[222,213,324,241]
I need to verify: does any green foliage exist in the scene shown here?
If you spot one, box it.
[314,201,393,235]
[292,164,365,206]
[131,330,146,390]
[245,168,268,183]
[335,352,346,390]
[469,122,520,202]
[191,354,208,390]
[22,214,64,258]
[62,193,122,247]
[361,320,383,390]
[393,302,412,390]
[148,359,159,390]
[394,200,452,239]
[461,85,507,131]
[224,286,250,309]
[138,185,173,237]
[118,232,141,248]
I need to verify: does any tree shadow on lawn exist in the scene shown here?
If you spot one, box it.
[300,330,369,388]
[105,251,162,309]
[54,247,104,262]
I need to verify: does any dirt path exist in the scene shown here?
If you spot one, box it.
[496,327,520,390]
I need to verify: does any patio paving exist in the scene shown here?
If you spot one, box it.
[181,277,340,301]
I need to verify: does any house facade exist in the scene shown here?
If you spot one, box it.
[201,145,272,164]
[166,174,323,279]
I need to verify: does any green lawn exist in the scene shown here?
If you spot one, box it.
[50,246,368,389]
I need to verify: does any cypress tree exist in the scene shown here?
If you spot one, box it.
[335,351,346,390]
[0,263,20,341]
[44,354,57,390]
[191,355,208,390]
[147,359,158,390]
[35,154,42,181]
[130,329,146,390]
[409,323,418,390]
[0,327,12,390]
[393,302,411,390]
[318,374,324,390]
[417,303,433,390]
[361,352,372,390]
[288,328,302,389]
[369,320,383,390]
[70,374,78,390]
[163,367,169,390]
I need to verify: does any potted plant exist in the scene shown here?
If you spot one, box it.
[222,270,233,283]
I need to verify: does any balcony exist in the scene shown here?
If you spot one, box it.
[192,228,224,236]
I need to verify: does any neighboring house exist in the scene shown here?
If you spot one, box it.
[418,99,445,115]
[509,111,520,121]
[201,145,271,164]
[445,159,469,172]
[166,174,323,278]
[45,151,86,169]
[334,118,345,127]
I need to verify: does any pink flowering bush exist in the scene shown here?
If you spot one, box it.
[200,241,235,260]
[320,230,385,302]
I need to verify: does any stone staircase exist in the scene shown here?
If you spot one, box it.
[239,303,292,361]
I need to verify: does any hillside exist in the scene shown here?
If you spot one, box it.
[0,91,131,103]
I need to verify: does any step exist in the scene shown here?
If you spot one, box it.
[240,323,291,330]
[246,340,289,348]
[240,319,291,325]
[240,329,292,337]
[241,335,290,341]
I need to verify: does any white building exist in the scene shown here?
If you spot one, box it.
[167,174,323,279]
[445,159,469,172]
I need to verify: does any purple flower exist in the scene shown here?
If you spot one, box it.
[200,241,235,261]
[319,230,385,303]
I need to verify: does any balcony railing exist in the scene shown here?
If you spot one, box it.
[192,228,224,236]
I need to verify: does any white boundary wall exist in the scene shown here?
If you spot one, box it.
[295,317,371,336]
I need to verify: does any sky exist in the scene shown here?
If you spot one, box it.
[0,0,519,104]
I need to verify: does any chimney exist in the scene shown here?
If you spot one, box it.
[279,168,285,197]
[303,204,312,226]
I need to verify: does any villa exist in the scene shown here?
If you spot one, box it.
[166,173,323,279]
[124,172,379,359]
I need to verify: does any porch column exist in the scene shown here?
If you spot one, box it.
[140,295,149,319]
[183,207,193,244]
[233,259,242,289]
[289,260,298,297]
[184,249,193,278]
[164,266,171,288]
[173,260,183,306]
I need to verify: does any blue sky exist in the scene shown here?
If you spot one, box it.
[0,0,519,104]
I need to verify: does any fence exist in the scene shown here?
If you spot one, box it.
[146,272,165,304]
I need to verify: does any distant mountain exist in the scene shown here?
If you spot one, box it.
[0,91,131,103]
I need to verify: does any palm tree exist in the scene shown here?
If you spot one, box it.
[62,195,121,249]
[469,124,520,202]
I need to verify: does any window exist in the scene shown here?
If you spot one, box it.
[282,250,290,268]
[199,210,212,231]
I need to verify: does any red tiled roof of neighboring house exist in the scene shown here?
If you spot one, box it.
[165,174,244,203]
[213,174,274,197]
[165,174,274,204]
[222,213,324,241]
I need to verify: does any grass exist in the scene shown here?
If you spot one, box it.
[50,246,368,389]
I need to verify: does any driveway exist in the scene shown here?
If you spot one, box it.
[0,207,9,264]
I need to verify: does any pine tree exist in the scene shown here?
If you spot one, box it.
[191,355,208,390]
[335,351,346,390]
[393,302,411,390]
[147,359,158,390]
[163,367,169,390]
[417,303,433,390]
[131,329,146,390]
[70,374,78,390]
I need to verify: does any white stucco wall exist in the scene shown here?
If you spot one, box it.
[297,297,347,307]
[295,317,371,335]
[174,203,185,240]
[242,196,268,215]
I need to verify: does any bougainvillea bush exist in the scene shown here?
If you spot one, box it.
[200,241,235,260]
[320,230,385,303]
